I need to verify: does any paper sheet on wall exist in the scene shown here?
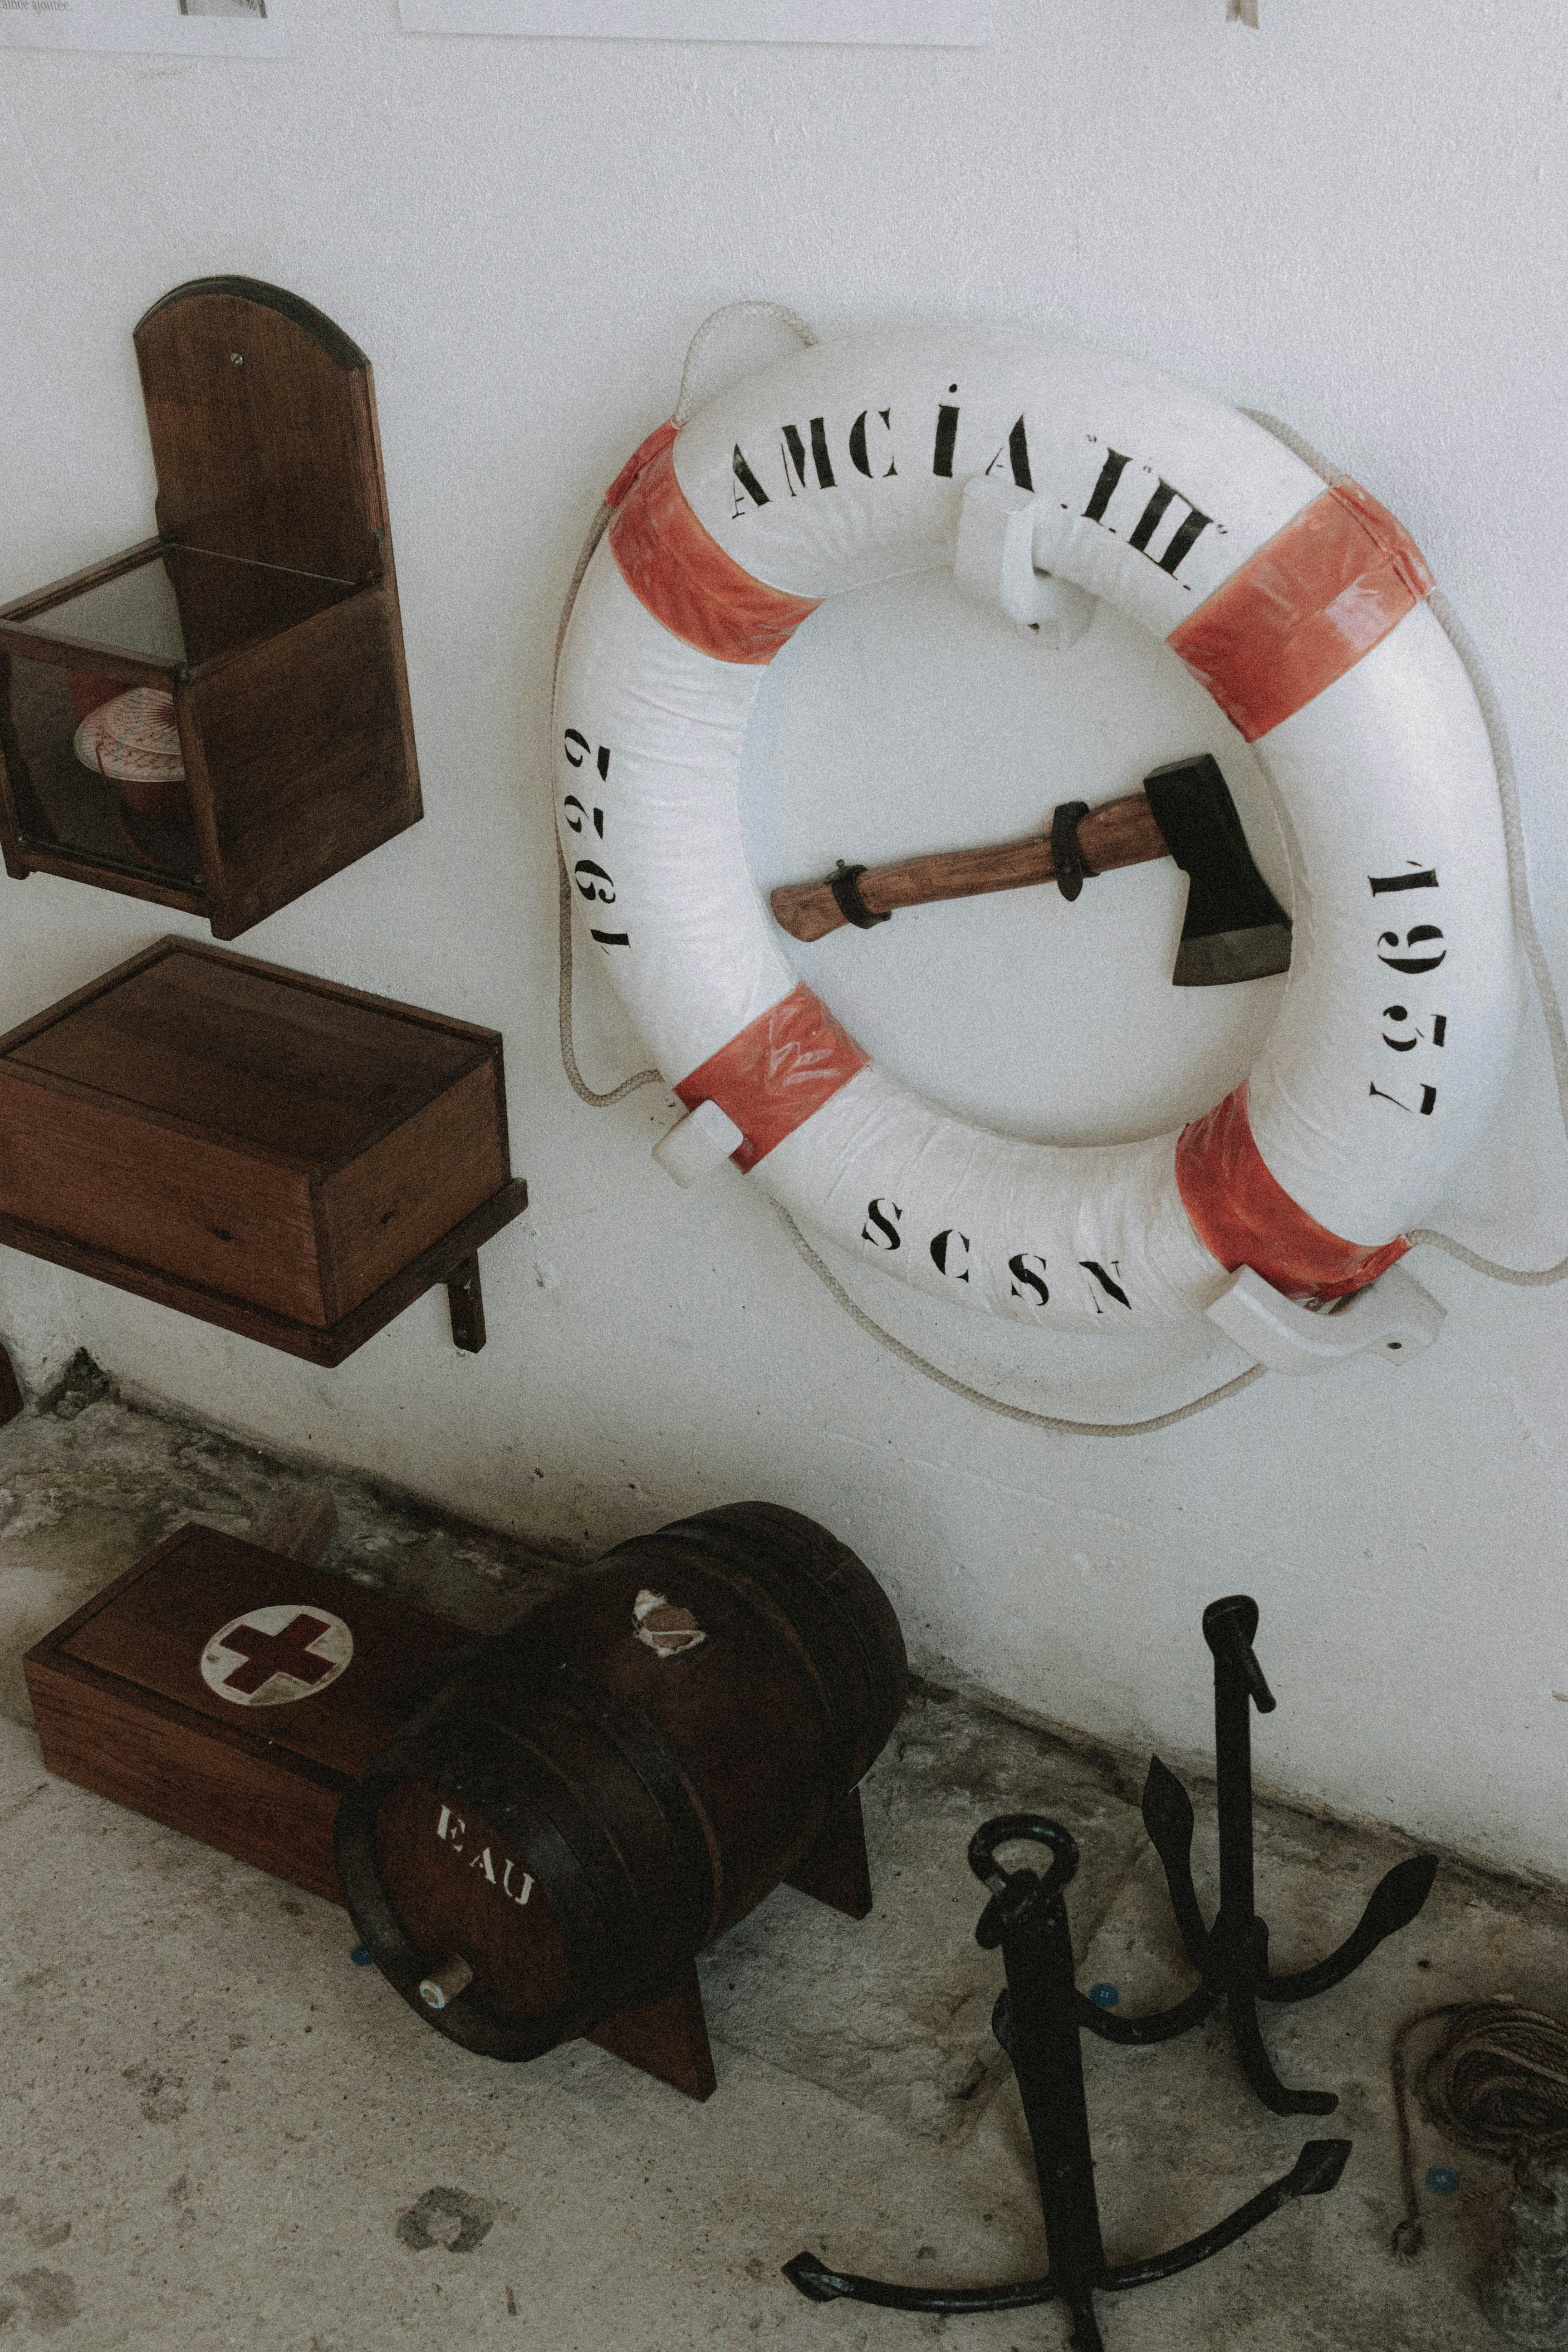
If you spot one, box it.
[399,0,993,45]
[0,0,287,56]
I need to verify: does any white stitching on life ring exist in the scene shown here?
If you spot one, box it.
[554,327,1519,1334]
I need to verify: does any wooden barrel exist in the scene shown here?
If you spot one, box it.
[334,1502,907,2061]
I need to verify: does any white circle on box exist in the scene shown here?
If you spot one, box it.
[200,1604,354,1707]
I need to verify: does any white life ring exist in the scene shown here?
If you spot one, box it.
[554,326,1519,1334]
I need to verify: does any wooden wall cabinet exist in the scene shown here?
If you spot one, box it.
[0,278,421,938]
[0,940,526,1366]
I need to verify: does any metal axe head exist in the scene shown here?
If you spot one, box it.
[1142,754,1292,987]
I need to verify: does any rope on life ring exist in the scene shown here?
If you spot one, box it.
[550,307,1568,1434]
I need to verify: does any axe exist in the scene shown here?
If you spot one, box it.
[769,753,1291,987]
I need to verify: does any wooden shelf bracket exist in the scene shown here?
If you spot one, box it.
[0,1341,22,1428]
[445,1254,486,1353]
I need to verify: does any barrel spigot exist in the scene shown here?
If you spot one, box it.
[418,1953,474,2012]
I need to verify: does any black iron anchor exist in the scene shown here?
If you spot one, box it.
[1054,1595,1439,2117]
[785,1815,1350,2352]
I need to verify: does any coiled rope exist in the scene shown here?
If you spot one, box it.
[1392,1998,1568,2261]
[548,315,1568,1431]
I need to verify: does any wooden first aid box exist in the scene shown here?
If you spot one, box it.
[23,1522,471,1905]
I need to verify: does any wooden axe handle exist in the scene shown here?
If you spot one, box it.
[770,792,1171,943]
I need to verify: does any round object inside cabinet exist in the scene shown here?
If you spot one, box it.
[73,683,192,823]
[333,1503,908,2062]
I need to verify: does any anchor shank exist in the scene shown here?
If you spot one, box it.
[1002,1876,1108,2303]
[1205,1601,1267,1938]
[1215,1666,1257,1935]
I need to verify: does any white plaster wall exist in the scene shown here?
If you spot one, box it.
[3,0,1567,1874]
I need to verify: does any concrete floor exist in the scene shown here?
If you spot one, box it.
[1,1367,1563,2350]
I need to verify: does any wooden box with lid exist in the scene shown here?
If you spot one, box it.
[0,276,420,938]
[23,1523,471,1909]
[0,937,527,1365]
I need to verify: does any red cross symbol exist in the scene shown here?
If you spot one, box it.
[219,1612,336,1696]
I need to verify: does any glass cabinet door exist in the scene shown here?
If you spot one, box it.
[0,650,201,889]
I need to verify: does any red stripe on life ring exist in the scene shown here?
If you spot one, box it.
[606,420,680,509]
[676,984,869,1173]
[1167,481,1434,742]
[608,436,822,666]
[1176,1081,1409,1303]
